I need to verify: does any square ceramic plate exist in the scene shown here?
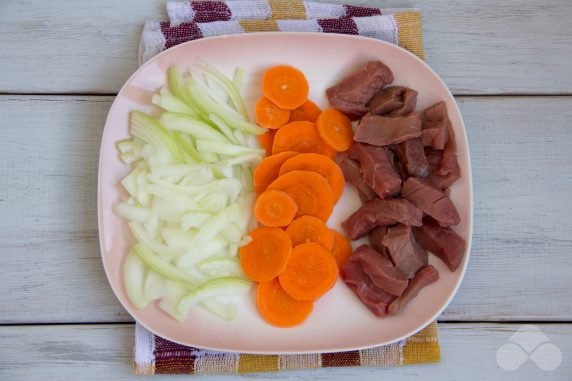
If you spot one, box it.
[98,32,473,354]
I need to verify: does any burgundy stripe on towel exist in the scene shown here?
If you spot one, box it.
[322,351,362,367]
[344,5,382,17]
[154,335,197,374]
[191,1,232,22]
[317,17,359,34]
[160,21,204,49]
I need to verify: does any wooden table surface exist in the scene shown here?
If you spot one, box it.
[1,0,571,379]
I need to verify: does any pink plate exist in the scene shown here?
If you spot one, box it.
[98,32,473,354]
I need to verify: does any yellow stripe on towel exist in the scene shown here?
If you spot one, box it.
[238,354,280,373]
[268,0,306,19]
[239,20,280,32]
[403,322,440,364]
[393,12,425,60]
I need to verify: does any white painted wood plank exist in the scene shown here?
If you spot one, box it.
[0,95,571,323]
[0,323,570,380]
[442,96,572,320]
[0,0,571,94]
[0,96,131,323]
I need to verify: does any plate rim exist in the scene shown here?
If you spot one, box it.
[97,32,474,354]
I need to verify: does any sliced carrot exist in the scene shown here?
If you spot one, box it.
[257,278,313,327]
[272,121,319,155]
[330,230,352,269]
[288,108,310,123]
[267,170,334,222]
[239,227,292,282]
[257,129,276,156]
[285,215,334,250]
[272,121,337,158]
[316,108,354,152]
[279,242,338,301]
[279,153,345,202]
[253,151,298,194]
[271,121,331,156]
[255,97,290,129]
[289,99,322,123]
[320,140,338,159]
[254,190,298,227]
[262,65,309,110]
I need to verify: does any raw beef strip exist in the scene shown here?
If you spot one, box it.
[326,61,394,120]
[350,245,409,296]
[401,177,460,227]
[341,260,396,317]
[382,224,428,279]
[414,218,466,271]
[424,101,448,121]
[421,121,449,150]
[438,123,459,176]
[421,101,449,150]
[354,113,422,146]
[348,143,401,199]
[426,148,461,189]
[388,265,439,315]
[336,152,377,203]
[392,138,429,178]
[342,198,423,240]
[368,226,389,257]
[368,86,418,116]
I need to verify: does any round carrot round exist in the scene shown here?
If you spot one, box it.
[257,129,276,157]
[267,170,334,222]
[255,97,290,129]
[279,242,339,301]
[272,121,332,156]
[286,215,335,250]
[279,153,345,202]
[330,229,352,269]
[320,141,338,159]
[254,190,298,227]
[257,278,313,327]
[316,108,354,152]
[240,227,292,282]
[262,65,309,110]
[253,151,298,194]
[289,99,322,123]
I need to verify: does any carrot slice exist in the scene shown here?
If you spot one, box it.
[316,108,354,152]
[279,242,338,301]
[272,121,319,155]
[289,99,322,123]
[257,278,313,327]
[239,227,292,282]
[253,151,298,194]
[267,170,334,222]
[255,97,290,129]
[330,230,352,269]
[262,65,309,110]
[254,190,298,227]
[272,121,335,157]
[279,153,345,202]
[286,215,335,250]
[257,129,276,156]
[288,108,310,123]
[320,141,338,160]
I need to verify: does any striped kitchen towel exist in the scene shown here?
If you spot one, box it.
[135,322,440,375]
[167,0,409,26]
[135,1,436,375]
[139,1,423,64]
